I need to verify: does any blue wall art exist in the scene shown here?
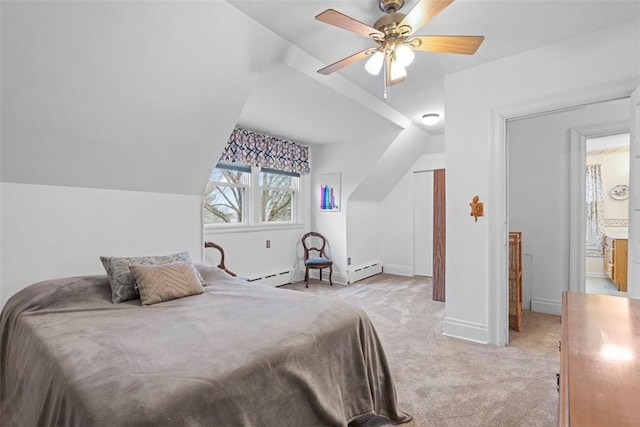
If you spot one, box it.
[319,172,340,212]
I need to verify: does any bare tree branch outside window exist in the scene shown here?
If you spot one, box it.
[202,165,298,225]
[202,169,247,224]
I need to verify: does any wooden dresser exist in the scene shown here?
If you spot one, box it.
[559,292,640,426]
[604,234,628,291]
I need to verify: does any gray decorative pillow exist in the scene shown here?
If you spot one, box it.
[130,262,204,306]
[100,251,207,303]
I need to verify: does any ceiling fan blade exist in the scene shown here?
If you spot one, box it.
[317,48,376,75]
[399,0,454,35]
[412,35,484,54]
[316,9,384,39]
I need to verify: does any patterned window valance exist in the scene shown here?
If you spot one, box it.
[219,127,310,175]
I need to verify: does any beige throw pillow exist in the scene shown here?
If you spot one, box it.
[130,262,204,306]
[100,251,208,303]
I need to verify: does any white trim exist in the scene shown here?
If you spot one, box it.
[292,269,306,284]
[531,298,562,316]
[382,264,413,277]
[204,223,305,234]
[246,269,293,287]
[442,317,489,344]
[586,272,609,279]
[569,121,629,294]
[348,262,383,283]
[628,87,640,299]
[489,106,509,346]
[491,76,639,346]
[307,270,349,286]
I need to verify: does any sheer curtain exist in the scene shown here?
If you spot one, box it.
[585,164,605,254]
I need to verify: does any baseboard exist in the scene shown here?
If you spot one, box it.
[292,270,305,284]
[586,272,608,279]
[442,317,489,344]
[348,262,383,283]
[307,270,348,285]
[382,264,413,277]
[246,268,293,287]
[531,298,562,316]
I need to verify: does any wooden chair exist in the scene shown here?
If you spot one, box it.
[204,241,237,277]
[301,232,333,288]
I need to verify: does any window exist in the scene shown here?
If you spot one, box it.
[202,163,250,224]
[203,163,300,226]
[260,169,298,223]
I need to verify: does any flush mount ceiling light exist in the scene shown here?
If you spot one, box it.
[421,113,440,125]
[315,0,485,100]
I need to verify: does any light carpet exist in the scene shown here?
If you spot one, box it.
[281,273,561,427]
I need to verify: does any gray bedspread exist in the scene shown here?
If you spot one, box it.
[0,263,411,426]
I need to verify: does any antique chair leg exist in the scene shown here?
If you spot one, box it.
[305,267,309,288]
[320,269,323,282]
[329,266,333,286]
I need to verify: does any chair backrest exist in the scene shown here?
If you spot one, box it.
[301,232,329,260]
[204,241,237,277]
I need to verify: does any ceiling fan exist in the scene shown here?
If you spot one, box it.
[315,0,484,98]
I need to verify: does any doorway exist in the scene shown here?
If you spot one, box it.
[506,97,631,340]
[585,133,630,296]
[414,171,434,277]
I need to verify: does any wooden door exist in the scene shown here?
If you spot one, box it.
[433,169,446,301]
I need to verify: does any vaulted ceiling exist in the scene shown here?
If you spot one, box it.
[230,0,640,135]
[2,1,639,196]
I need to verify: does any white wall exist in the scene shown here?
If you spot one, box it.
[444,19,640,344]
[204,227,307,280]
[0,2,282,307]
[379,150,446,276]
[1,183,202,307]
[341,126,437,282]
[508,99,629,312]
[345,201,380,271]
[312,133,399,282]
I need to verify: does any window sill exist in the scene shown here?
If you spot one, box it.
[204,223,305,235]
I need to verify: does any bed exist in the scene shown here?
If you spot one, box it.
[0,263,411,426]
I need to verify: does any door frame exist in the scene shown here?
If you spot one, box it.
[628,87,640,299]
[568,121,629,293]
[489,78,639,346]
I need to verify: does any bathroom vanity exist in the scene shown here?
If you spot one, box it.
[604,233,628,291]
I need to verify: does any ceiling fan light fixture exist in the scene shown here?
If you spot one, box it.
[395,44,415,67]
[390,60,407,81]
[315,0,485,100]
[421,113,440,125]
[365,51,385,75]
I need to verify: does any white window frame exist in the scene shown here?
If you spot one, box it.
[203,163,302,231]
[258,168,299,224]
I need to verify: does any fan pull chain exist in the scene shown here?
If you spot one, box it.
[383,53,389,100]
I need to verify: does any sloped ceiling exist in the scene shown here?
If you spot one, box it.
[237,64,402,146]
[0,1,418,195]
[230,0,640,135]
[4,1,636,198]
[1,1,275,194]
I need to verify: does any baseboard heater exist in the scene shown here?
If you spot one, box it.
[348,262,382,284]
[246,269,292,287]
